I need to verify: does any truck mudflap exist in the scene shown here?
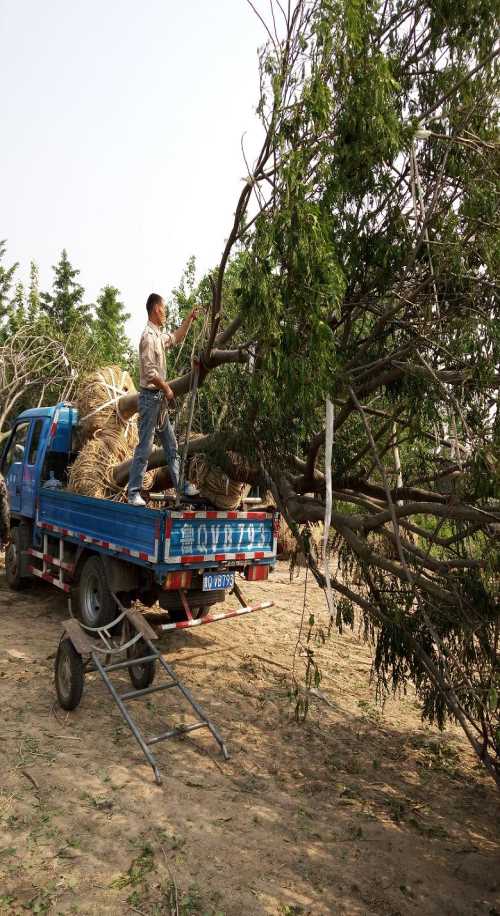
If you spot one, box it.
[164,510,278,565]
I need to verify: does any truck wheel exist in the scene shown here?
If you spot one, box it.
[5,523,31,591]
[127,638,156,690]
[75,555,117,629]
[55,638,84,710]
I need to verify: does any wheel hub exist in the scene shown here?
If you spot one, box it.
[82,574,102,626]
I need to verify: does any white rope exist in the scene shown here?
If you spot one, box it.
[323,398,335,618]
[79,373,130,423]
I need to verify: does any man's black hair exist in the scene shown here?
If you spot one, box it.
[146,293,163,315]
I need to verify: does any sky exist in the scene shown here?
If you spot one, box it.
[0,0,266,340]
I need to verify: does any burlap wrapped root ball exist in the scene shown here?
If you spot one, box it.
[277,518,324,561]
[68,429,154,500]
[76,365,138,445]
[190,455,251,510]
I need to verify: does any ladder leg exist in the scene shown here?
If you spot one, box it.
[92,653,162,785]
[150,643,230,760]
[231,580,248,608]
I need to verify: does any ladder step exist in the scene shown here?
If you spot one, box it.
[147,722,208,746]
[119,682,178,702]
[105,653,159,672]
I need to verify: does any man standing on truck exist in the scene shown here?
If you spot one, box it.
[128,293,199,506]
[0,472,9,548]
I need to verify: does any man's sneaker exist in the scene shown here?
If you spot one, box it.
[184,482,199,497]
[128,493,146,507]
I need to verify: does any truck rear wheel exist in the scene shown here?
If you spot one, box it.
[75,555,117,629]
[5,523,31,591]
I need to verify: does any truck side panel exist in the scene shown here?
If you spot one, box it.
[38,490,162,563]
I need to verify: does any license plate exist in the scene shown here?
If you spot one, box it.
[202,572,234,592]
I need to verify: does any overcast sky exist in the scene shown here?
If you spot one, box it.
[1,0,266,339]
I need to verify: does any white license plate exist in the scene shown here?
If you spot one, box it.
[202,572,234,592]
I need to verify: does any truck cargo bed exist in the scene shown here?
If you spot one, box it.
[37,490,276,573]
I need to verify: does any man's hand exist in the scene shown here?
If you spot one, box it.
[172,308,201,344]
[162,382,175,401]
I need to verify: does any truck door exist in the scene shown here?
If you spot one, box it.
[21,418,46,518]
[1,420,31,514]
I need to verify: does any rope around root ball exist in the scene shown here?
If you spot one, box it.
[190,455,251,510]
[68,429,154,500]
[76,366,138,444]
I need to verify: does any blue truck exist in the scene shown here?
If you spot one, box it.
[1,403,278,629]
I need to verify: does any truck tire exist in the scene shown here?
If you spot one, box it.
[55,638,84,710]
[158,588,225,621]
[74,555,118,629]
[5,522,32,591]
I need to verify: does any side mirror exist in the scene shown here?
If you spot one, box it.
[13,444,25,461]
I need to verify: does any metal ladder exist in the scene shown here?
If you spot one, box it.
[62,598,229,785]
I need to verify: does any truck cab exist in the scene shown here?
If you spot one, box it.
[1,405,76,519]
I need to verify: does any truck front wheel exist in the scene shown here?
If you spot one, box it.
[75,555,117,629]
[5,523,31,591]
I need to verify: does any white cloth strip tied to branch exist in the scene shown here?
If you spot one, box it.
[323,397,335,618]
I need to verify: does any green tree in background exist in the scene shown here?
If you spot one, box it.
[94,284,131,365]
[41,249,90,333]
[27,260,40,322]
[0,240,18,334]
[8,281,26,333]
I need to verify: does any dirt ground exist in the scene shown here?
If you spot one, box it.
[0,558,499,916]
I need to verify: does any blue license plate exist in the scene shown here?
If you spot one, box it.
[202,572,234,592]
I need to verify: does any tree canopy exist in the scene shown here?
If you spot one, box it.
[141,0,499,784]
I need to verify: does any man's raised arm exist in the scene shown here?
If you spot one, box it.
[171,307,199,345]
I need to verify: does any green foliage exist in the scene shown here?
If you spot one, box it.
[40,248,90,333]
[94,285,131,366]
[0,239,18,332]
[0,247,134,429]
[186,0,499,780]
[8,281,26,333]
[27,260,40,321]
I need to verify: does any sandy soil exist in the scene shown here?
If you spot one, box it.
[0,558,498,916]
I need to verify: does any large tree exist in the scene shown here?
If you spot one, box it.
[116,0,499,783]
